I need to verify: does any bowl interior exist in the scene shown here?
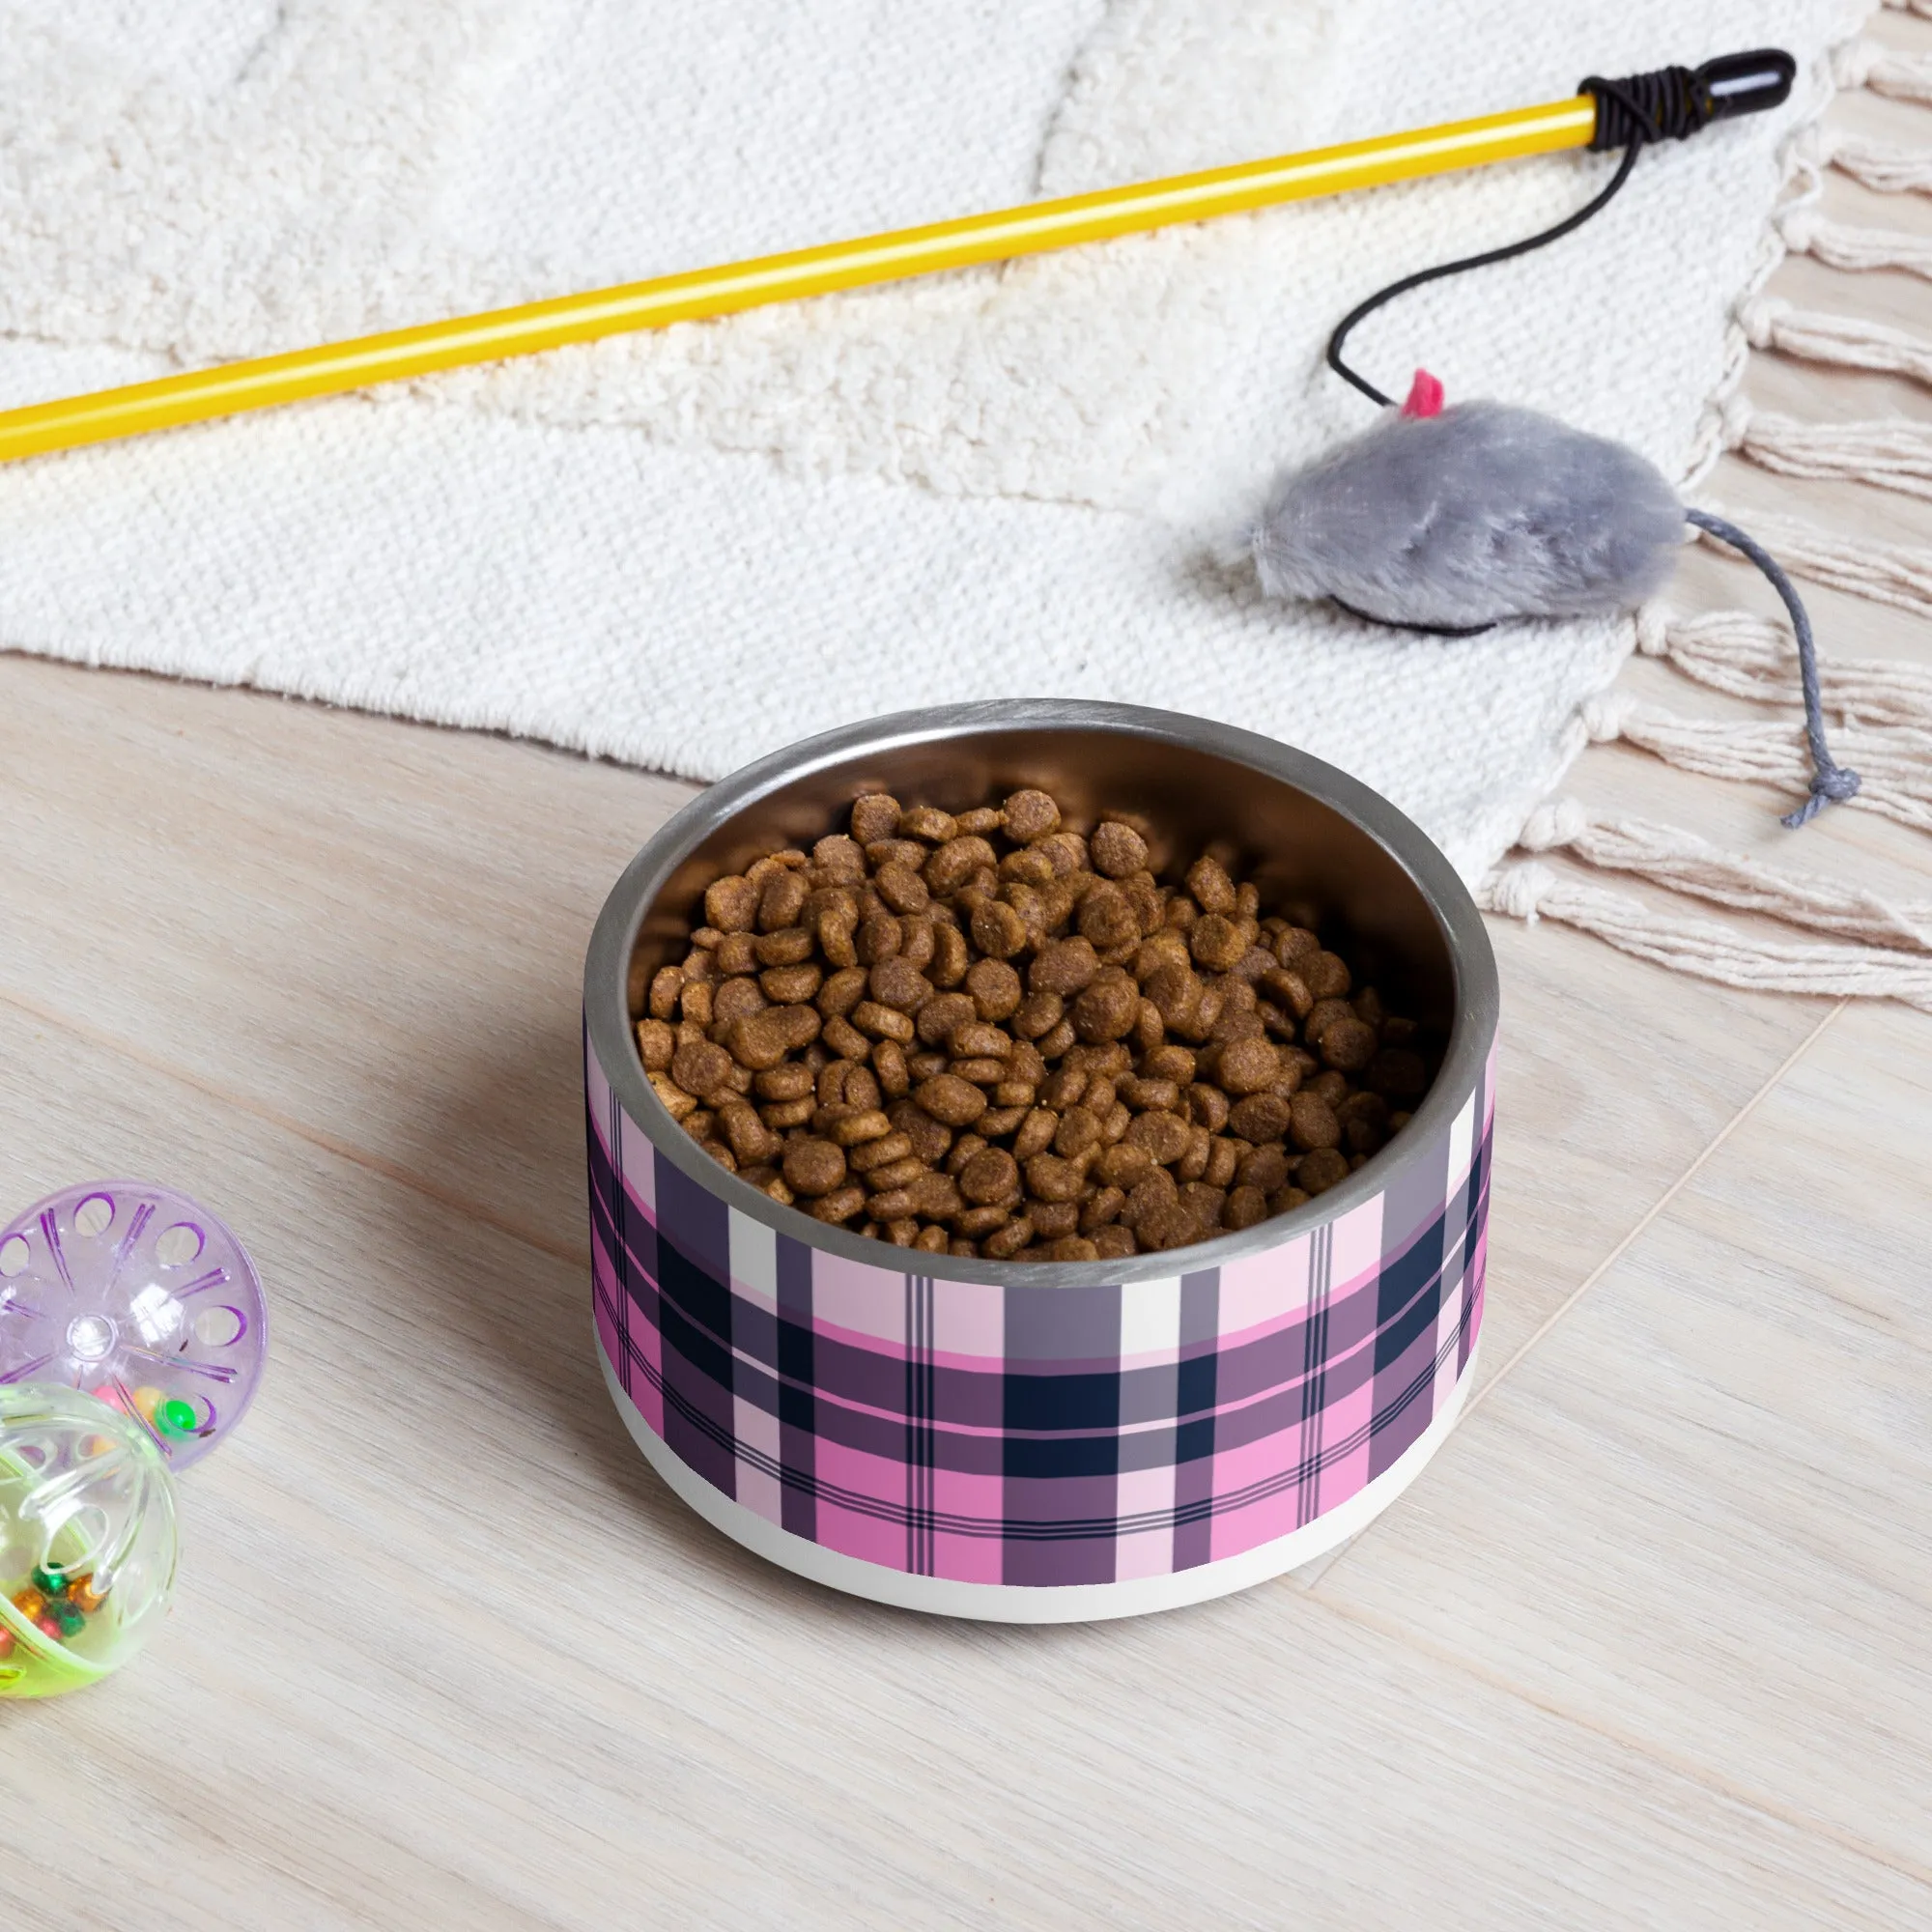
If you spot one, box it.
[627,724,1456,1035]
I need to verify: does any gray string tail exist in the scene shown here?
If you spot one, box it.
[1682,508,1861,828]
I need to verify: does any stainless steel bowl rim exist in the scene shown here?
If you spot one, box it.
[585,699,1499,1288]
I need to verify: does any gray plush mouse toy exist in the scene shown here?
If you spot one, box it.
[1249,50,1860,829]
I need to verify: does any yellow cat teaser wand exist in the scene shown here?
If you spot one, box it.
[0,53,1791,465]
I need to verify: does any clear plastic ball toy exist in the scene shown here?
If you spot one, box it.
[0,1383,180,1698]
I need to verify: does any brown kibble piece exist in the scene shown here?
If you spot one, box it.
[1072,969,1140,1041]
[648,1072,697,1122]
[1319,1017,1378,1072]
[1093,1224,1138,1260]
[924,835,998,895]
[1223,1185,1268,1232]
[1029,936,1099,997]
[963,957,1022,1021]
[760,963,822,1005]
[812,835,867,882]
[703,875,759,933]
[1216,1037,1280,1097]
[1077,885,1140,952]
[1002,789,1061,842]
[868,958,932,1012]
[755,925,815,968]
[1042,1236,1100,1263]
[1189,915,1247,973]
[1289,1092,1342,1152]
[1012,991,1065,1041]
[1298,1147,1350,1196]
[671,1039,734,1099]
[1185,856,1237,916]
[959,1147,1020,1204]
[915,1074,989,1127]
[1125,1112,1191,1166]
[981,1217,1034,1260]
[875,864,930,915]
[851,1001,916,1044]
[827,1110,894,1148]
[1090,820,1149,878]
[782,1138,848,1198]
[898,805,955,842]
[635,1018,675,1072]
[757,870,810,933]
[971,899,1029,959]
[848,794,902,844]
[1012,1109,1060,1160]
[851,1131,916,1174]
[1094,1142,1152,1189]
[647,966,685,1021]
[1024,1153,1085,1203]
[1224,1092,1289,1144]
[810,1185,867,1225]
[1302,997,1355,1045]
[1304,951,1352,999]
[1053,1106,1103,1159]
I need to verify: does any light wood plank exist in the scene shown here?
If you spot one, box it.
[1313,998,1932,1883]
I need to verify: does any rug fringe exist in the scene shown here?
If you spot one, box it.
[1693,507,1932,619]
[1485,15,1932,1009]
[1779,205,1932,280]
[1743,296,1932,386]
[1635,604,1932,730]
[1823,129,1932,192]
[1834,36,1932,102]
[1723,397,1932,499]
[1578,690,1932,833]
[1479,862,1932,1009]
[1516,799,1932,951]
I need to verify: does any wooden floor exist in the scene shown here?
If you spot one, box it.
[5,25,1931,1929]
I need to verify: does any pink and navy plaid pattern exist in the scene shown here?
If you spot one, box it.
[587,1025,1493,1586]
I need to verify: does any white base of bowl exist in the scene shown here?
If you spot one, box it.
[599,1337,1477,1622]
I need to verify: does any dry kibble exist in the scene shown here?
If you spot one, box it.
[915,1074,989,1127]
[1071,969,1140,1041]
[1090,820,1149,878]
[758,870,810,933]
[671,1039,734,1099]
[782,1138,848,1198]
[716,932,759,977]
[971,899,1029,959]
[1216,1037,1280,1097]
[1030,937,1099,997]
[1002,789,1061,842]
[1298,1147,1351,1196]
[851,1001,916,1044]
[638,781,1435,1260]
[875,864,930,915]
[1222,1184,1268,1231]
[1304,951,1352,999]
[704,875,759,933]
[1185,856,1237,916]
[848,794,903,845]
[1319,1017,1378,1072]
[635,1018,675,1071]
[1289,1092,1342,1152]
[1189,915,1247,973]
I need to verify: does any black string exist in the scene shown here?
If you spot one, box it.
[1319,69,1861,826]
[1327,78,1660,407]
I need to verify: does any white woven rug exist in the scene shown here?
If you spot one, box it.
[0,0,1872,889]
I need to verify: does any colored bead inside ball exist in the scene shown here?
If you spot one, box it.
[0,1384,179,1699]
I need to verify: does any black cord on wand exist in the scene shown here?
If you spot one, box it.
[1321,50,1857,825]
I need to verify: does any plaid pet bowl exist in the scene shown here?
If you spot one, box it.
[583,702,1497,1621]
